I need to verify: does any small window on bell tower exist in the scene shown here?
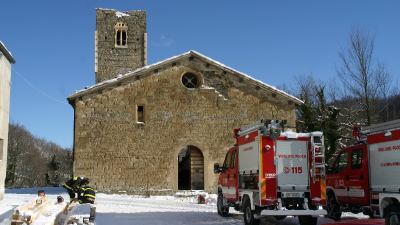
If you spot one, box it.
[114,22,128,48]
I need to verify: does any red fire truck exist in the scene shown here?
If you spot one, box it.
[326,119,400,225]
[214,120,327,225]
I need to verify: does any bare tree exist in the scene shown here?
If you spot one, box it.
[337,28,391,125]
[295,74,321,105]
[375,67,394,121]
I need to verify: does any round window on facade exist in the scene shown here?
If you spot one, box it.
[181,72,201,89]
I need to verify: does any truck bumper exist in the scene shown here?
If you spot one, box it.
[259,209,327,216]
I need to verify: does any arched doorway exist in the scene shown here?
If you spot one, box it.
[178,145,204,190]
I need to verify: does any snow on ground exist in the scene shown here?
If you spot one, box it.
[0,187,374,225]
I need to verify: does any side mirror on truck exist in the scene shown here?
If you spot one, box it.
[214,163,223,173]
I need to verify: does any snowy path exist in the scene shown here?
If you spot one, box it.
[95,193,243,225]
[0,187,373,225]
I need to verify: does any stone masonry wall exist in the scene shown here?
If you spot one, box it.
[73,60,296,194]
[95,9,146,83]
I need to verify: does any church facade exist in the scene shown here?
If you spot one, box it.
[68,9,302,193]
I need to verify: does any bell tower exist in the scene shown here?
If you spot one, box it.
[95,9,147,83]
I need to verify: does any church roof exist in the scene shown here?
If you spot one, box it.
[0,41,16,64]
[68,50,303,105]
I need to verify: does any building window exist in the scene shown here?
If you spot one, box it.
[181,72,201,89]
[114,22,128,48]
[137,105,144,123]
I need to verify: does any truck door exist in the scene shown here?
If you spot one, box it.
[227,148,239,201]
[348,145,369,205]
[331,150,351,204]
[221,148,237,200]
[220,150,232,198]
[276,140,309,192]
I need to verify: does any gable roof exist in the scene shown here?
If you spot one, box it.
[67,50,303,105]
[0,41,16,64]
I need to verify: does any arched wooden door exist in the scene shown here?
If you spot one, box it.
[178,145,204,190]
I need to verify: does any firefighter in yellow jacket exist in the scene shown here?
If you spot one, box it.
[63,176,89,202]
[78,186,96,204]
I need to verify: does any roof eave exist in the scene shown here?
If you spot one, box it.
[0,42,16,64]
[189,51,303,105]
[68,50,303,106]
[67,51,192,103]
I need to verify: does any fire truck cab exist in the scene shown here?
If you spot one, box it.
[214,120,327,225]
[326,119,400,225]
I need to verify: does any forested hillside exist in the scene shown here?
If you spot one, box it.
[6,123,72,188]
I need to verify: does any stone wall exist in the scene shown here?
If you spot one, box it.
[95,9,146,83]
[73,59,296,194]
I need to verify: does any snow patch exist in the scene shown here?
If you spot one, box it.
[279,130,323,139]
[342,212,370,219]
[200,85,214,90]
[115,11,129,18]
[280,129,311,138]
[201,85,228,101]
[174,190,217,205]
[31,202,67,225]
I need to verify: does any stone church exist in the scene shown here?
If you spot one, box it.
[68,8,302,193]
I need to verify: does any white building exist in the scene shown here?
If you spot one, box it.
[0,41,15,200]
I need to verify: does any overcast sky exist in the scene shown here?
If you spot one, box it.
[1,0,399,148]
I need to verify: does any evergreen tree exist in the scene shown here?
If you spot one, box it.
[297,85,340,162]
[315,87,340,160]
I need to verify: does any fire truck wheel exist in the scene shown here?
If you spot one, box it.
[327,192,342,220]
[217,193,229,217]
[298,215,317,225]
[243,197,259,225]
[384,205,400,225]
[362,207,374,218]
[273,216,287,221]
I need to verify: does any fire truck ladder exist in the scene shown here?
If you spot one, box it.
[310,133,325,182]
